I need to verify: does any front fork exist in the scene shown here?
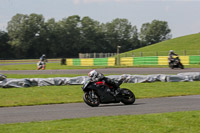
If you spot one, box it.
[89,89,96,99]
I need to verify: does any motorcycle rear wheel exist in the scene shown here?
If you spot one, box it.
[120,88,135,105]
[83,90,100,107]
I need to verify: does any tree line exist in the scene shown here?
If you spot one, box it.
[0,13,172,59]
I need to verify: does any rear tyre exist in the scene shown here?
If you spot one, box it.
[120,88,135,105]
[83,90,100,107]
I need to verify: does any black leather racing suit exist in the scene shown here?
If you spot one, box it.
[91,73,123,94]
[99,76,122,89]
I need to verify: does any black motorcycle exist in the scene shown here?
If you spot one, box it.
[169,57,184,69]
[82,79,135,107]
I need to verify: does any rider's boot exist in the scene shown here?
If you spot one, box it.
[110,88,120,96]
[114,88,120,96]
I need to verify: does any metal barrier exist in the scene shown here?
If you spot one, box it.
[66,56,200,66]
[1,56,200,66]
[66,58,115,66]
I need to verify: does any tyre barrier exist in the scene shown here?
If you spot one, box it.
[1,72,200,88]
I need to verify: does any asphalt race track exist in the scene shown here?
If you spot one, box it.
[0,67,200,75]
[0,95,200,124]
[0,68,200,124]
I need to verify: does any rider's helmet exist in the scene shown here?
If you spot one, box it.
[88,70,104,81]
[169,50,174,54]
[42,54,46,57]
[88,70,98,79]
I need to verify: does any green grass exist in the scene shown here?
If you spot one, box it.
[0,63,80,70]
[122,33,200,57]
[0,85,82,107]
[1,73,200,132]
[0,63,122,70]
[4,74,86,78]
[0,111,199,133]
[1,82,200,107]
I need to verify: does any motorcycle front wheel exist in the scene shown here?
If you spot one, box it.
[120,88,135,105]
[169,63,174,69]
[83,90,100,107]
[179,63,184,69]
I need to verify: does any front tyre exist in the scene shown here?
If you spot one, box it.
[83,90,100,107]
[121,88,135,105]
[179,63,184,69]
[169,63,174,69]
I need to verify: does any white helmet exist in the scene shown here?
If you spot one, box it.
[169,50,174,53]
[88,70,98,78]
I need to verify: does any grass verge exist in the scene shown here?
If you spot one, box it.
[1,81,200,107]
[4,74,86,78]
[0,111,199,133]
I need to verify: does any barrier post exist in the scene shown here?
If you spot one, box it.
[117,45,121,65]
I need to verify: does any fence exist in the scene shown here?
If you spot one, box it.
[79,53,117,58]
[119,50,200,57]
[79,50,200,59]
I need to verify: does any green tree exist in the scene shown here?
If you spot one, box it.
[57,15,81,58]
[0,31,13,58]
[44,18,60,58]
[140,20,171,46]
[104,18,139,52]
[80,16,101,53]
[7,13,46,58]
[5,13,172,59]
[129,25,140,50]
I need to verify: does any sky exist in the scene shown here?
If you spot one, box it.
[0,0,200,38]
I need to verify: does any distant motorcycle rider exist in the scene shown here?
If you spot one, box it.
[168,50,178,64]
[88,70,123,95]
[40,54,47,62]
[37,54,47,70]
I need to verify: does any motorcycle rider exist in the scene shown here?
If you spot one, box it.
[168,50,178,64]
[40,54,47,62]
[37,54,47,70]
[88,70,123,96]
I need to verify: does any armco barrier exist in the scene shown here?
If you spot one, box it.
[66,58,115,66]
[189,56,200,64]
[158,56,168,65]
[94,58,108,66]
[107,58,115,66]
[157,56,189,65]
[134,56,158,65]
[66,56,200,66]
[120,57,133,66]
[121,56,198,66]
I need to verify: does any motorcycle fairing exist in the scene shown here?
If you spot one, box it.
[84,82,120,103]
